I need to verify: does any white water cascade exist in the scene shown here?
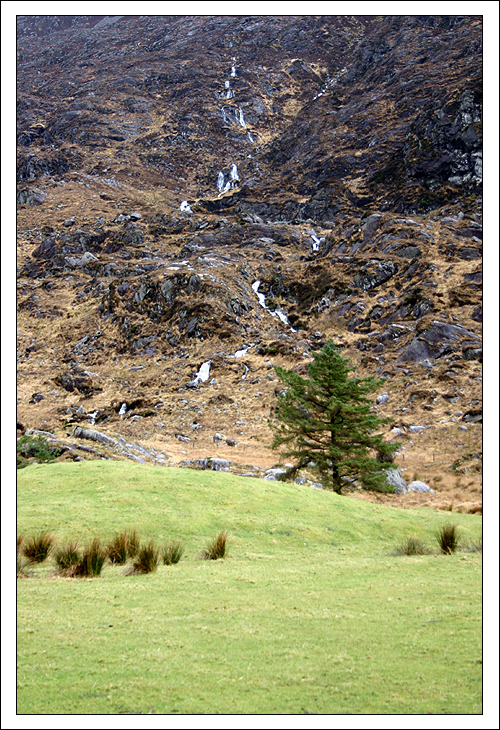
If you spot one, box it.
[118,403,127,415]
[180,200,192,213]
[193,360,211,385]
[231,344,253,358]
[313,66,348,101]
[236,107,246,128]
[230,163,239,184]
[252,281,296,332]
[311,233,321,251]
[217,164,240,195]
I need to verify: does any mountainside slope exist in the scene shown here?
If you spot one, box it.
[16,15,482,510]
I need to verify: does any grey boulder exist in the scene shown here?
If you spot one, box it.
[385,468,408,494]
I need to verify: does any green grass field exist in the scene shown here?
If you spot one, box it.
[17,461,482,715]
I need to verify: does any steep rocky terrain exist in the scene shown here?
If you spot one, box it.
[16,15,482,511]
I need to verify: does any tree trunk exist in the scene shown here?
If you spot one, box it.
[331,462,342,494]
[330,422,342,493]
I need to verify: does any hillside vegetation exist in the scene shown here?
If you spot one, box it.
[17,461,482,714]
[16,14,482,511]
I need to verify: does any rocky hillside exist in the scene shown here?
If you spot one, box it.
[16,15,483,511]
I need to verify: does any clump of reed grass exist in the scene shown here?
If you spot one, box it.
[107,531,129,564]
[22,531,54,563]
[73,538,107,577]
[162,540,184,565]
[393,535,430,556]
[17,557,31,578]
[54,541,81,572]
[126,528,140,559]
[126,541,159,575]
[17,534,32,577]
[436,523,460,554]
[201,531,228,561]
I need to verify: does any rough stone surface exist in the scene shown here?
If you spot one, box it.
[407,480,434,494]
[384,469,408,495]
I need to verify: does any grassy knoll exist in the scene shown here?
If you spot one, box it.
[17,461,482,715]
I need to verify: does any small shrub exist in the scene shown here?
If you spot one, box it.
[162,540,184,565]
[23,531,54,563]
[127,541,159,574]
[436,523,460,554]
[54,541,81,572]
[16,435,61,465]
[394,536,429,556]
[107,531,129,564]
[74,538,107,577]
[126,528,140,559]
[17,534,25,555]
[201,531,228,561]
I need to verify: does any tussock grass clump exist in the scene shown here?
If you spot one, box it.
[17,534,32,577]
[22,532,54,563]
[201,531,228,561]
[17,556,31,579]
[436,523,460,554]
[126,528,140,559]
[127,541,159,575]
[54,541,81,572]
[162,540,184,565]
[394,536,430,556]
[73,538,107,577]
[107,531,129,564]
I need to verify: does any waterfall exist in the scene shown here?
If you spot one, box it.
[231,66,236,77]
[232,345,251,358]
[247,131,254,143]
[252,281,296,332]
[119,403,127,415]
[218,165,239,194]
[180,200,192,213]
[236,107,246,128]
[194,360,211,385]
[252,280,267,309]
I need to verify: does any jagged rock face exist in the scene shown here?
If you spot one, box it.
[17,15,482,494]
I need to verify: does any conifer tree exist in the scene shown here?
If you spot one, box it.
[269,341,399,494]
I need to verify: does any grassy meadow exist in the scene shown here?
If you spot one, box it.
[17,461,482,715]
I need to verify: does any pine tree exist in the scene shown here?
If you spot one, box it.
[269,341,399,494]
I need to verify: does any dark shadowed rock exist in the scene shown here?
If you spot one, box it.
[398,321,479,363]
